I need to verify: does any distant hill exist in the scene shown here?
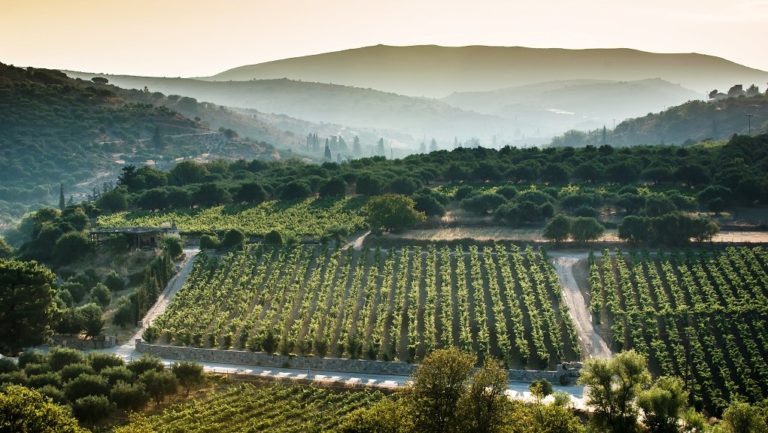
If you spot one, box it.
[0,63,277,230]
[550,93,768,147]
[442,79,702,133]
[63,73,521,144]
[208,45,768,97]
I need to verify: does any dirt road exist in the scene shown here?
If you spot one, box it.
[550,253,611,360]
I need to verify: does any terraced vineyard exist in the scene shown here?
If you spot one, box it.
[151,244,580,369]
[588,246,768,413]
[113,383,384,433]
[96,196,367,238]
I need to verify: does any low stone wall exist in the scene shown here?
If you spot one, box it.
[53,335,117,350]
[136,341,564,382]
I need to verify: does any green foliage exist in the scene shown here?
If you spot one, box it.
[63,373,110,401]
[0,385,88,433]
[72,394,115,424]
[59,363,95,382]
[78,303,105,338]
[365,194,425,233]
[104,271,126,292]
[579,351,652,433]
[569,217,605,243]
[127,355,164,376]
[220,229,245,249]
[339,398,409,433]
[110,380,150,411]
[163,236,184,259]
[100,366,136,387]
[140,369,177,405]
[0,238,13,259]
[199,234,220,250]
[543,214,571,243]
[638,376,689,433]
[48,348,88,373]
[17,351,46,369]
[0,259,56,355]
[90,283,111,307]
[171,362,203,396]
[718,401,768,433]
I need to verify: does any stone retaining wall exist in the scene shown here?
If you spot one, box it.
[53,335,116,350]
[136,341,563,382]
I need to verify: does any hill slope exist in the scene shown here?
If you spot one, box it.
[551,93,768,147]
[63,73,518,144]
[208,45,768,97]
[0,63,276,229]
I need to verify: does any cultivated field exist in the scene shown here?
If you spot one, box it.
[151,244,580,369]
[114,383,384,433]
[588,246,768,412]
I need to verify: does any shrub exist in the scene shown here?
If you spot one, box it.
[172,362,204,396]
[78,303,104,338]
[88,353,124,372]
[104,271,125,292]
[199,234,220,250]
[100,366,135,386]
[22,363,50,376]
[113,296,136,328]
[48,347,85,371]
[109,380,150,411]
[140,369,178,405]
[27,372,62,389]
[60,281,87,304]
[90,283,111,307]
[127,355,164,375]
[57,289,74,307]
[37,384,67,404]
[0,371,28,385]
[0,358,18,373]
[72,395,115,424]
[60,363,95,382]
[17,351,46,369]
[264,230,283,245]
[163,236,184,259]
[220,229,245,249]
[64,374,110,401]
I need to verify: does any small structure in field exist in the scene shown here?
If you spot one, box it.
[90,226,179,250]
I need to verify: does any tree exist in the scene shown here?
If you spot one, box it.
[356,173,385,195]
[96,189,128,212]
[127,355,164,376]
[529,378,554,403]
[459,358,508,433]
[618,216,651,243]
[199,234,220,250]
[543,214,571,243]
[163,236,184,259]
[72,395,115,424]
[409,347,474,433]
[0,238,13,259]
[104,271,125,292]
[140,369,178,405]
[718,401,768,433]
[53,232,91,265]
[88,352,124,372]
[79,303,104,338]
[234,182,267,204]
[64,374,110,401]
[506,402,585,433]
[90,283,111,307]
[171,361,203,396]
[0,385,88,433]
[110,381,150,411]
[192,183,230,207]
[569,217,604,243]
[280,181,312,200]
[169,160,208,185]
[365,194,426,233]
[0,259,56,355]
[638,376,689,433]
[220,229,245,249]
[58,184,65,211]
[579,350,651,433]
[318,177,346,198]
[48,347,85,371]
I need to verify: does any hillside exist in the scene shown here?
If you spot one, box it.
[208,44,768,97]
[0,63,276,230]
[442,79,701,133]
[551,93,768,147]
[63,73,518,144]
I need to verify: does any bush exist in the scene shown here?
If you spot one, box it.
[460,193,506,215]
[48,347,85,371]
[104,271,125,292]
[163,236,184,259]
[172,362,204,396]
[54,232,92,265]
[127,355,164,376]
[280,181,312,200]
[220,229,245,249]
[113,296,136,328]
[60,363,95,382]
[60,281,87,304]
[64,374,109,401]
[78,303,104,338]
[57,289,74,307]
[100,366,135,386]
[72,395,115,424]
[90,283,111,307]
[543,214,571,243]
[87,354,124,374]
[140,369,178,404]
[264,230,283,245]
[0,371,28,385]
[199,234,220,250]
[142,326,160,343]
[570,217,605,243]
[109,380,150,411]
[319,177,347,197]
[27,372,62,389]
[17,351,46,369]
[496,185,518,199]
[37,384,67,404]
[0,358,18,373]
[22,363,50,376]
[453,185,476,200]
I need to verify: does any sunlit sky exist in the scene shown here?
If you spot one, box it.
[2,0,767,77]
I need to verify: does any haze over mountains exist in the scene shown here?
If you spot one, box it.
[66,45,768,148]
[208,45,768,97]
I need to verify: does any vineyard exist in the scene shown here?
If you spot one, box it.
[113,383,384,433]
[96,196,367,238]
[150,244,580,369]
[588,246,768,413]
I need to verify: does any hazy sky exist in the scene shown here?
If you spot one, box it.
[2,0,767,77]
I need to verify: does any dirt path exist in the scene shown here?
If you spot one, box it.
[344,230,371,250]
[550,254,611,360]
[112,249,199,357]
